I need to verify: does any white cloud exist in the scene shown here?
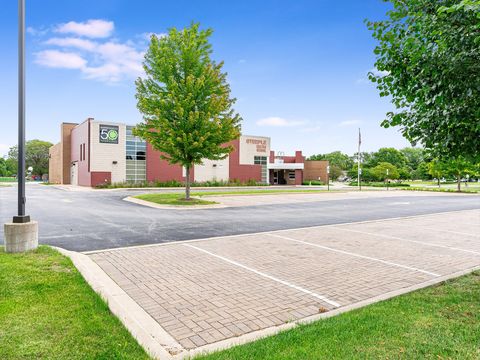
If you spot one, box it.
[34,50,87,69]
[35,19,146,83]
[238,59,247,64]
[56,19,114,38]
[45,37,97,51]
[370,67,390,77]
[256,117,305,127]
[339,119,361,127]
[27,26,48,36]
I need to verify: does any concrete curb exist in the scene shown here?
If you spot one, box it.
[123,196,227,210]
[55,247,184,360]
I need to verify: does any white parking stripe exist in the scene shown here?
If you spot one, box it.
[332,227,480,256]
[183,243,341,308]
[267,233,440,277]
[387,223,480,238]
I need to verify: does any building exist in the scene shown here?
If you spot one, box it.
[49,118,329,186]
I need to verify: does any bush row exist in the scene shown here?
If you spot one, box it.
[348,181,410,188]
[96,179,268,189]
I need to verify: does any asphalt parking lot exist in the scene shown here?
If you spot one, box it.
[0,184,479,251]
[88,209,480,355]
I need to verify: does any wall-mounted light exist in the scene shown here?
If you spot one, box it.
[112,161,118,165]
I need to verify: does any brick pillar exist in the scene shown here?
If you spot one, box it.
[295,151,303,163]
[295,169,303,185]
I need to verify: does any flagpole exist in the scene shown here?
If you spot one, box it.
[357,128,361,191]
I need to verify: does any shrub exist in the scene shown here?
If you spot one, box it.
[302,180,325,185]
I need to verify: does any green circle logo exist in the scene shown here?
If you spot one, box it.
[108,129,118,141]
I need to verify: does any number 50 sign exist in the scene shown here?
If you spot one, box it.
[99,125,119,144]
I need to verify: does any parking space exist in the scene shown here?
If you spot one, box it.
[88,209,480,354]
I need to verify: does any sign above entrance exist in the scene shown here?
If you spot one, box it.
[245,138,267,153]
[99,125,119,144]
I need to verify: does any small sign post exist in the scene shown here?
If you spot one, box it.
[326,165,330,191]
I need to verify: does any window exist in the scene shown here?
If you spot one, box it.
[125,126,147,183]
[254,156,268,183]
[289,171,295,180]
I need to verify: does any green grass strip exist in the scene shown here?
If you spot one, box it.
[0,246,149,359]
[199,272,480,359]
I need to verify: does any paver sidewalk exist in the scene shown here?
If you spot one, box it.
[86,209,480,358]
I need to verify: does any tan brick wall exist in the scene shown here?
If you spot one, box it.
[304,160,329,183]
[61,123,77,184]
[90,121,126,183]
[48,143,62,184]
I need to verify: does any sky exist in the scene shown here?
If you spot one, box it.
[0,0,411,158]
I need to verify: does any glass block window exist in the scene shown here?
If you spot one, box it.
[125,126,147,183]
[254,156,268,183]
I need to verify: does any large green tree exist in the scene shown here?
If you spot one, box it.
[7,139,53,176]
[309,151,354,171]
[135,23,241,199]
[367,147,406,169]
[367,0,480,160]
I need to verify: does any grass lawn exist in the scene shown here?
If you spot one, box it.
[200,272,480,360]
[134,189,334,206]
[0,177,16,182]
[0,246,149,360]
[134,193,219,205]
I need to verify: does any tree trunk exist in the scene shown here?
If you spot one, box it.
[457,174,461,192]
[437,178,440,187]
[185,166,191,200]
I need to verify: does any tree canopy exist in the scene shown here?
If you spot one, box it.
[367,0,480,160]
[134,23,241,199]
[7,139,53,176]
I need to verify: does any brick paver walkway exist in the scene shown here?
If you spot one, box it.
[89,210,480,351]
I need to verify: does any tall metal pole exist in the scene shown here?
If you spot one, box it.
[14,0,30,224]
[357,128,361,191]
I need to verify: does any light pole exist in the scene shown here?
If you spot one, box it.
[14,0,29,224]
[4,0,38,253]
[386,168,389,191]
[326,165,330,191]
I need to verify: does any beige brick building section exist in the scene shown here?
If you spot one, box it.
[48,122,77,184]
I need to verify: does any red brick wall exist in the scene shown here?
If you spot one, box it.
[228,139,262,182]
[146,143,194,183]
[295,169,303,185]
[91,172,111,187]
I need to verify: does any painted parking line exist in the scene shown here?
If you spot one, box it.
[331,227,480,256]
[267,233,440,277]
[182,243,341,308]
[387,222,480,238]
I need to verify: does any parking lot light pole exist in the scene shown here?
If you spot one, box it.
[4,0,38,253]
[326,165,330,191]
[14,0,29,224]
[386,168,389,191]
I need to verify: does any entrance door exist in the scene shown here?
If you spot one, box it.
[70,162,78,185]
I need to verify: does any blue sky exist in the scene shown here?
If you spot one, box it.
[0,0,411,157]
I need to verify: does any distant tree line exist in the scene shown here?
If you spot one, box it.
[0,140,52,177]
[309,147,480,191]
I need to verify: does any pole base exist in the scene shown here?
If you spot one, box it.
[4,220,38,253]
[13,215,31,223]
